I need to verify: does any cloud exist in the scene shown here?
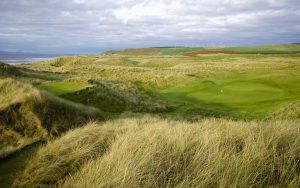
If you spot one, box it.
[0,0,299,53]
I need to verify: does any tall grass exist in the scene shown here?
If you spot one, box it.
[267,101,300,120]
[15,116,300,187]
[0,79,103,158]
[13,123,119,187]
[0,61,23,77]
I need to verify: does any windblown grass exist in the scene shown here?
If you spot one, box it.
[0,79,103,158]
[15,116,300,187]
[13,122,118,187]
[0,61,23,77]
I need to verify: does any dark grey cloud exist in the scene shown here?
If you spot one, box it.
[0,0,299,53]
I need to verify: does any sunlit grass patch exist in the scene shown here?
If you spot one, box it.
[38,81,91,96]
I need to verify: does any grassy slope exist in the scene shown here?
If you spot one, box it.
[62,79,172,113]
[0,61,23,77]
[0,78,103,158]
[22,45,300,120]
[15,116,300,187]
[0,61,65,83]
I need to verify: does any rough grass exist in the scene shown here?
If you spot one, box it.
[0,61,23,77]
[61,79,173,113]
[0,78,103,158]
[15,116,300,187]
[13,122,119,187]
[267,101,300,120]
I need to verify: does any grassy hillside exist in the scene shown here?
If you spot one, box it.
[19,44,300,120]
[2,44,300,187]
[15,116,300,187]
[0,61,65,83]
[0,78,103,158]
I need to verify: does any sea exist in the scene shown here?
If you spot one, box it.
[0,52,62,64]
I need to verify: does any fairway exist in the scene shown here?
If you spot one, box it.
[38,81,91,96]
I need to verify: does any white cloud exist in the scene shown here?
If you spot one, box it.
[73,0,86,4]
[61,11,71,16]
[0,0,299,53]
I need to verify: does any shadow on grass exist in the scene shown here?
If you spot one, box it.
[0,142,45,188]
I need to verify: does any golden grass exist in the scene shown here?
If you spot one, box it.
[15,116,300,187]
[0,79,103,158]
[0,78,41,110]
[267,101,300,120]
[13,122,118,187]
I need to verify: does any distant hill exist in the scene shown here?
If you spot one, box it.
[104,44,300,56]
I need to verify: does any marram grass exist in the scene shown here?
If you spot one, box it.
[15,116,300,187]
[0,78,103,158]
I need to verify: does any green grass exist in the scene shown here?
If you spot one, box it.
[38,81,91,96]
[107,44,300,56]
[225,44,300,53]
[151,71,300,119]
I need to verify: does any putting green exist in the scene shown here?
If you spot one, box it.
[38,81,91,96]
[187,81,284,103]
[154,73,300,118]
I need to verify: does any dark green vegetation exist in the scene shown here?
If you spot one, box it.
[0,44,300,187]
[0,142,43,188]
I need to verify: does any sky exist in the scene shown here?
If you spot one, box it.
[0,0,299,54]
